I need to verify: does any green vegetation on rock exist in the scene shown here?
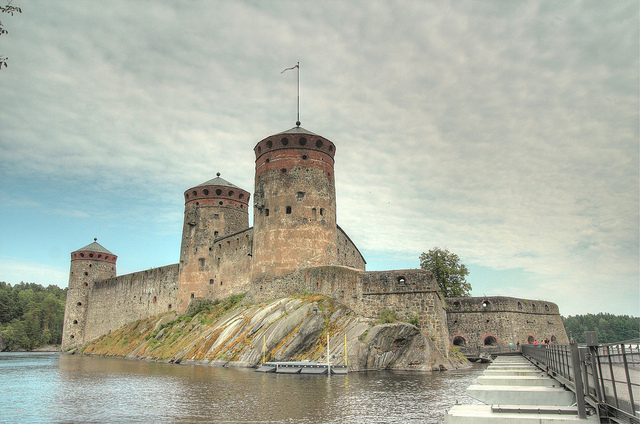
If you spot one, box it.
[80,294,458,372]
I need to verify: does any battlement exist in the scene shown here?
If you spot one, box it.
[254,128,336,162]
[184,175,250,210]
[447,296,560,315]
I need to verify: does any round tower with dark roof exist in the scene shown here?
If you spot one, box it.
[61,239,117,351]
[252,126,338,280]
[177,174,250,312]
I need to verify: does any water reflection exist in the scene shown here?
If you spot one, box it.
[0,353,485,424]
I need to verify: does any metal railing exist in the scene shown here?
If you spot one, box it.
[522,335,639,423]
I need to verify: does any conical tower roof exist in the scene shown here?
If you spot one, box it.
[276,126,319,136]
[75,239,114,255]
[195,173,243,190]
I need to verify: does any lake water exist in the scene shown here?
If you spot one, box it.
[0,352,485,424]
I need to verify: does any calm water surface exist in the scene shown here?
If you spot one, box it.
[0,352,485,424]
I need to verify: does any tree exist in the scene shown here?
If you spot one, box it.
[562,313,639,343]
[0,281,67,350]
[0,0,22,69]
[419,247,471,297]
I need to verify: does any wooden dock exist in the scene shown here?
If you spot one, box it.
[256,361,347,375]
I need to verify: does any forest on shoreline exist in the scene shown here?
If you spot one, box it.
[0,282,66,351]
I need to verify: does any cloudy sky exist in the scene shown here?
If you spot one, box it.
[1,1,638,317]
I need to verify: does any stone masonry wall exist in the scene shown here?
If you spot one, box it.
[84,264,180,343]
[246,266,450,356]
[203,228,253,300]
[336,225,366,270]
[446,296,569,351]
[62,254,116,351]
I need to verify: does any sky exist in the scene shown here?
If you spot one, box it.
[0,1,638,317]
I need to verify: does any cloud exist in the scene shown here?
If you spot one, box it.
[0,257,69,287]
[0,0,637,316]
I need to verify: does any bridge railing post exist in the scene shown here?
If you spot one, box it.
[570,338,588,419]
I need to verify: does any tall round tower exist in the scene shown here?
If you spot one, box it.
[177,174,251,312]
[61,239,117,351]
[252,126,337,279]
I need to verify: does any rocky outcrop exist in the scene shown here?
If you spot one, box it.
[81,296,468,372]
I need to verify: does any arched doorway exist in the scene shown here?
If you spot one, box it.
[483,335,498,346]
[452,336,466,346]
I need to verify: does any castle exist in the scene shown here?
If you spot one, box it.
[61,124,568,356]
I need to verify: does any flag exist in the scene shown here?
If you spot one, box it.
[281,64,299,73]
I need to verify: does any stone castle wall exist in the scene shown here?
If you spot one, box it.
[177,228,254,312]
[336,226,366,270]
[446,296,568,351]
[83,264,180,343]
[252,132,339,279]
[62,252,117,350]
[246,266,450,355]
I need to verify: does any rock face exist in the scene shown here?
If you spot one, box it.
[81,296,467,372]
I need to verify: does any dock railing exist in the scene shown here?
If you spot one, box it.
[522,334,639,423]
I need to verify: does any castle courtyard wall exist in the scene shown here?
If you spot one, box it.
[336,226,366,270]
[204,229,253,299]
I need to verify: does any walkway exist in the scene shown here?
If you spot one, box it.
[444,356,599,423]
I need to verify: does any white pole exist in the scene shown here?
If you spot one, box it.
[327,331,330,375]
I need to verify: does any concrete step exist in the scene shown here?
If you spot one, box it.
[488,363,538,368]
[492,357,531,363]
[477,375,560,387]
[483,369,546,377]
[466,384,576,405]
[444,404,599,423]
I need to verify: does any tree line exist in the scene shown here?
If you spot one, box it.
[562,313,639,344]
[0,282,66,350]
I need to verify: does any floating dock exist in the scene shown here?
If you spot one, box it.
[256,361,347,375]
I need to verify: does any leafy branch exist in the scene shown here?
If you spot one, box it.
[0,0,22,69]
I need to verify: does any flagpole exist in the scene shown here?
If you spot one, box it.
[296,61,300,127]
[282,62,301,127]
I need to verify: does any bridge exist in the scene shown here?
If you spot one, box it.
[446,334,639,423]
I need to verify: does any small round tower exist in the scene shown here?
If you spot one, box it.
[61,239,117,351]
[177,174,250,312]
[252,126,337,279]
